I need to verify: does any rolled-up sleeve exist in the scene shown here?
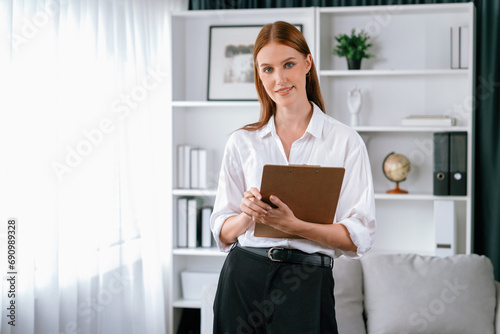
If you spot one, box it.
[336,137,376,259]
[210,135,246,252]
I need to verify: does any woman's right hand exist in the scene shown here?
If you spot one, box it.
[220,187,272,244]
[240,187,272,219]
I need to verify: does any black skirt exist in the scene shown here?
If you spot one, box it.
[213,245,338,334]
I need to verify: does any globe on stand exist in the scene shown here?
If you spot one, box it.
[383,152,411,194]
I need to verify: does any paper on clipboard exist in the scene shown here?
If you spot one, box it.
[254,164,345,239]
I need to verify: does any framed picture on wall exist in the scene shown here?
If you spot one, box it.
[207,24,303,101]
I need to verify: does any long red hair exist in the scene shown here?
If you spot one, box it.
[242,21,326,131]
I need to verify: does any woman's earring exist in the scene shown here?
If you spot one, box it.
[306,71,311,77]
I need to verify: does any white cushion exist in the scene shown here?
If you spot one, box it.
[361,253,496,334]
[333,256,366,334]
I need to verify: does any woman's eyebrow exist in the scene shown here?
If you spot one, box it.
[259,57,297,68]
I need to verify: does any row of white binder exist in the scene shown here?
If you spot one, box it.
[177,197,214,248]
[177,145,209,189]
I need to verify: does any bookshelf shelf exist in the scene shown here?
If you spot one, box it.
[173,299,202,309]
[172,189,218,197]
[173,247,226,257]
[320,69,469,77]
[354,126,469,133]
[374,193,469,201]
[172,101,260,108]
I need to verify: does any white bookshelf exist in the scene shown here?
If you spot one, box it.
[317,3,474,258]
[169,7,317,333]
[168,4,475,333]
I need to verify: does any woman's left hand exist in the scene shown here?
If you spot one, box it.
[254,195,298,234]
[256,195,358,251]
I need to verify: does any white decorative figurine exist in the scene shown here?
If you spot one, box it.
[347,86,362,127]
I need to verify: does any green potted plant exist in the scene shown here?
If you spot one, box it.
[332,28,374,70]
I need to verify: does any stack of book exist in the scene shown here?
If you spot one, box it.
[177,145,209,189]
[177,197,214,248]
[401,115,456,127]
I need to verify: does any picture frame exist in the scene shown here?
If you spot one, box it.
[207,24,303,101]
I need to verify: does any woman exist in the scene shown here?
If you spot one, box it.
[210,21,376,333]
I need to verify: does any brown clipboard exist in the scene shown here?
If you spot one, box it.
[254,164,345,239]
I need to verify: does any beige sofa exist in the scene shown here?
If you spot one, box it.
[202,253,500,333]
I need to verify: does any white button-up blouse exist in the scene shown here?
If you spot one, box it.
[210,103,376,259]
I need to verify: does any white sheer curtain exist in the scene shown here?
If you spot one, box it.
[0,0,185,333]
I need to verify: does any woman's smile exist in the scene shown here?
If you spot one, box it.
[276,86,293,95]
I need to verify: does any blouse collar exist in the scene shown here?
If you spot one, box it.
[258,102,325,140]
